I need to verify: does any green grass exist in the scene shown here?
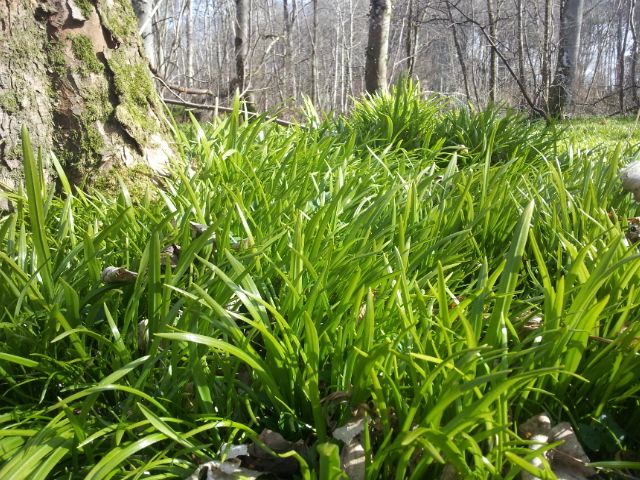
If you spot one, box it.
[1,86,640,478]
[564,115,640,152]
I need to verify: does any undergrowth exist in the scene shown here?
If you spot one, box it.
[1,87,639,479]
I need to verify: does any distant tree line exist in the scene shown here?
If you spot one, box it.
[136,0,638,117]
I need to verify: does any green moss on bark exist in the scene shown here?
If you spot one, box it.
[55,120,105,185]
[46,40,68,80]
[109,52,157,108]
[84,83,113,122]
[82,123,104,153]
[107,50,161,144]
[2,21,47,69]
[98,0,139,42]
[71,34,103,75]
[53,79,113,183]
[0,92,19,114]
[91,162,156,200]
[73,0,95,18]
[3,144,23,166]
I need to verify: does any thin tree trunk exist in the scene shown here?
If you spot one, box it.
[549,0,585,117]
[234,0,254,110]
[516,0,527,105]
[235,0,248,91]
[406,0,417,76]
[584,41,603,103]
[447,1,471,102]
[346,0,355,104]
[365,0,392,94]
[311,0,319,105]
[631,0,639,106]
[186,0,194,86]
[486,0,498,103]
[618,0,634,111]
[283,0,294,101]
[132,0,156,69]
[541,0,553,110]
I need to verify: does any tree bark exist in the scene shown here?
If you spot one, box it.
[405,0,417,76]
[0,0,173,205]
[631,0,639,107]
[549,0,585,117]
[516,0,527,104]
[541,0,553,110]
[131,0,156,69]
[365,0,391,94]
[446,1,471,102]
[618,0,634,112]
[186,0,194,87]
[486,0,498,103]
[311,0,319,105]
[234,0,254,109]
[282,0,295,101]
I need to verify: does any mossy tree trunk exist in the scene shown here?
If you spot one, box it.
[0,0,173,207]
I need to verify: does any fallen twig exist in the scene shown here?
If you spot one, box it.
[161,97,298,127]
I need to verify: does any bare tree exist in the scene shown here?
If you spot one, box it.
[446,1,472,102]
[516,0,527,103]
[234,0,255,109]
[631,0,640,107]
[132,0,157,68]
[365,0,392,93]
[143,0,638,117]
[549,0,585,116]
[186,0,194,86]
[405,0,419,76]
[540,0,553,109]
[486,0,498,103]
[311,0,319,104]
[616,0,636,112]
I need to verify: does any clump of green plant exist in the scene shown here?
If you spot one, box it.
[433,104,563,165]
[0,100,639,479]
[343,79,446,152]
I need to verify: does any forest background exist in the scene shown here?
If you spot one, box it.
[141,0,640,118]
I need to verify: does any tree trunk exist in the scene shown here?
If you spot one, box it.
[405,0,417,76]
[132,0,156,69]
[486,0,498,103]
[234,0,254,109]
[283,0,295,101]
[365,0,391,94]
[541,0,553,110]
[618,0,634,112]
[631,0,639,107]
[446,1,471,102]
[0,0,173,206]
[549,0,585,117]
[186,0,194,87]
[516,0,527,105]
[311,0,319,105]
